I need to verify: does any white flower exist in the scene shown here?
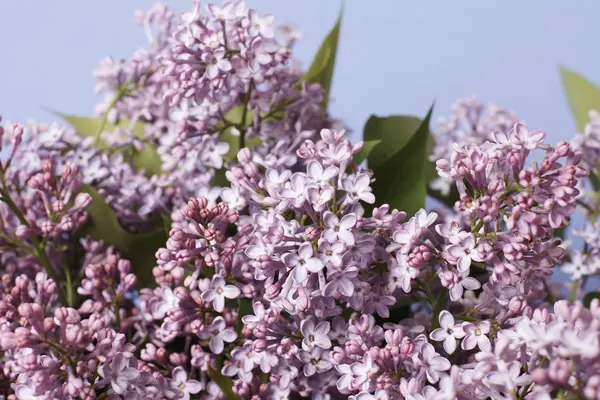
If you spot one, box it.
[201,275,241,312]
[430,311,466,354]
[170,367,203,400]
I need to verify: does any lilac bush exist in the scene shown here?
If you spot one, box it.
[2,1,600,399]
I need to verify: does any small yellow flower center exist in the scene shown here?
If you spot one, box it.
[311,358,318,365]
[334,226,340,232]
[309,335,315,342]
[475,328,482,336]
[326,250,333,256]
[216,287,224,294]
[300,259,306,265]
[179,383,186,389]
[465,248,471,254]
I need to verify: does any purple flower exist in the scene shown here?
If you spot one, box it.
[199,316,237,354]
[462,321,492,352]
[297,347,332,377]
[283,242,324,283]
[322,212,357,245]
[449,270,481,301]
[98,353,141,395]
[201,275,241,312]
[300,318,331,350]
[445,233,483,273]
[170,367,203,400]
[342,173,375,204]
[307,160,339,186]
[416,343,451,383]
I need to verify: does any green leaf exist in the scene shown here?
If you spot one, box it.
[559,66,600,132]
[590,171,600,191]
[207,366,239,400]
[369,104,435,217]
[58,114,162,177]
[78,185,167,288]
[304,5,343,111]
[584,291,600,308]
[363,115,423,170]
[353,140,382,165]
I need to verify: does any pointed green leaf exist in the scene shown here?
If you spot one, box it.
[78,185,167,288]
[304,6,343,111]
[207,366,239,400]
[560,66,600,132]
[363,115,423,170]
[58,114,162,177]
[353,140,382,165]
[369,105,435,216]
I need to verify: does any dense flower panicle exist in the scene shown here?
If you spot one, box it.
[429,97,519,196]
[2,1,600,399]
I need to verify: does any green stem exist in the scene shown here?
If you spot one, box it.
[64,265,75,307]
[431,289,446,330]
[569,279,580,303]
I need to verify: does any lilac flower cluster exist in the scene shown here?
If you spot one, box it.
[1,1,600,399]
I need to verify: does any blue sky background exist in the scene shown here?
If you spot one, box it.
[1,1,600,143]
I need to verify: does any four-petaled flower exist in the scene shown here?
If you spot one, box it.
[430,311,466,354]
[283,242,324,283]
[201,275,241,312]
[300,318,332,350]
[446,233,483,273]
[199,316,238,354]
[170,367,203,400]
[322,212,357,245]
[462,321,492,352]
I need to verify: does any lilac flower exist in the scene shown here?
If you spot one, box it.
[416,343,451,383]
[98,353,141,395]
[462,321,492,352]
[170,367,203,400]
[322,212,357,245]
[307,160,339,185]
[300,318,331,350]
[283,242,324,283]
[201,275,241,312]
[449,270,481,301]
[200,316,237,354]
[445,233,483,273]
[297,347,332,377]
[430,311,466,354]
[342,173,375,204]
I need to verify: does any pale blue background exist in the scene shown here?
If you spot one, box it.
[1,1,600,143]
